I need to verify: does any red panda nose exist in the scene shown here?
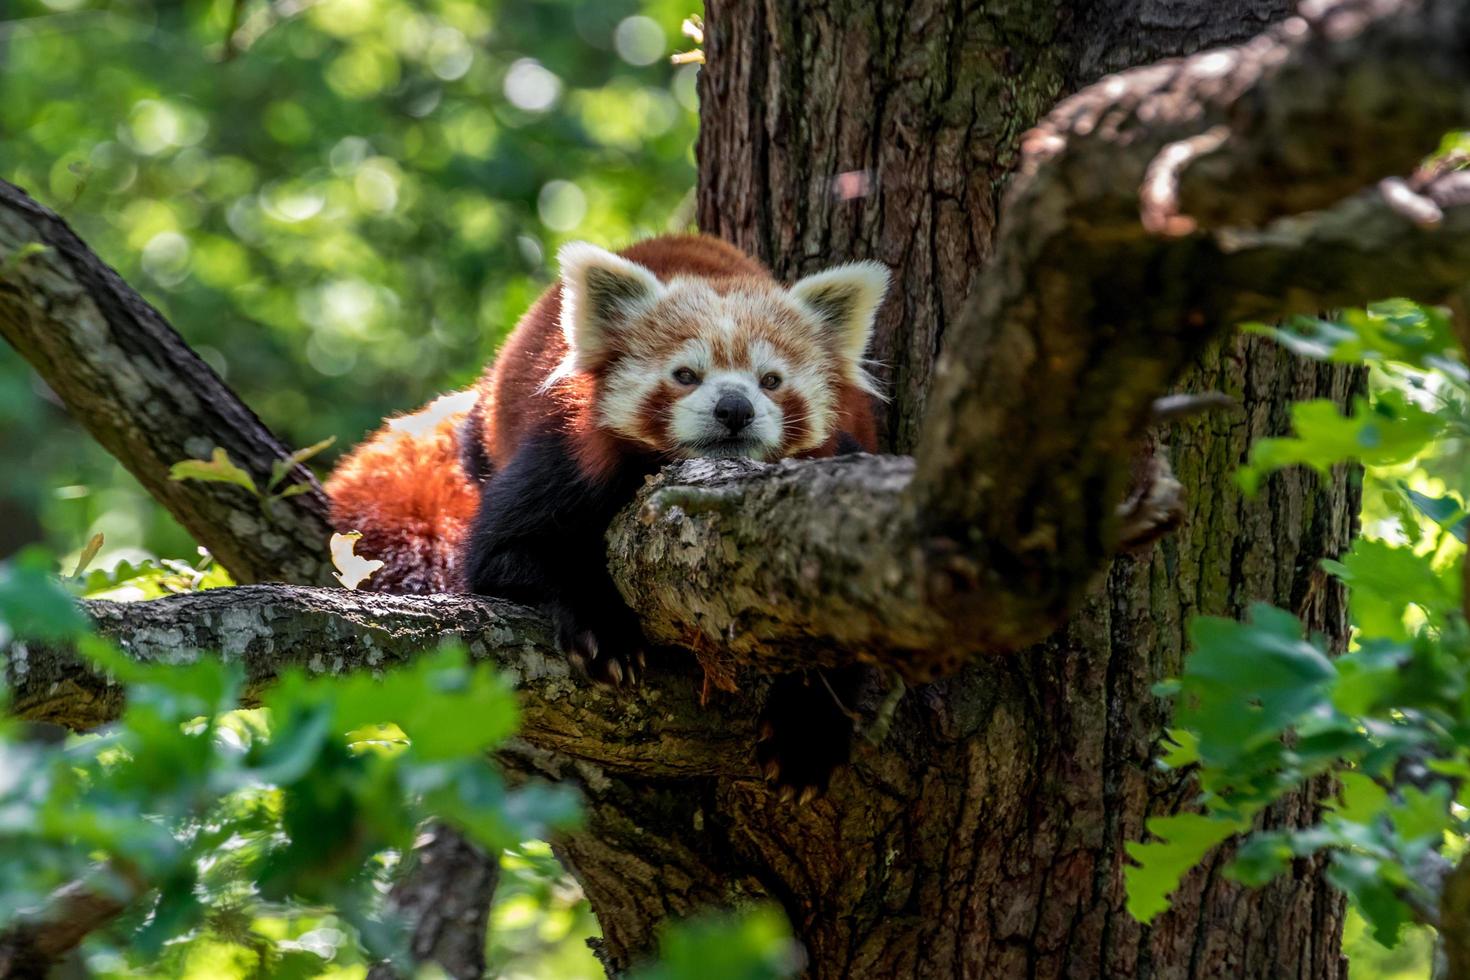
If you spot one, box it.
[714,393,755,434]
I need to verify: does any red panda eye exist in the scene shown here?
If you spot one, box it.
[673,367,700,386]
[760,373,782,390]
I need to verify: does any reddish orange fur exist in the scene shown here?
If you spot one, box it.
[327,234,878,595]
[325,392,480,594]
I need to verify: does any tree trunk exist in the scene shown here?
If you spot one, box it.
[543,1,1356,976]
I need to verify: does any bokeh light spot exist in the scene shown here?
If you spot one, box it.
[503,59,561,112]
[538,181,586,232]
[614,16,666,66]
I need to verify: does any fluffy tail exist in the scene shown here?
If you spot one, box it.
[325,390,481,595]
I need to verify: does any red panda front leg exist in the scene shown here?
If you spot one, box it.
[461,432,653,686]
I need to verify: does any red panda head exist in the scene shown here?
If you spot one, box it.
[547,242,889,460]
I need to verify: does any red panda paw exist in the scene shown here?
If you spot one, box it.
[552,603,647,687]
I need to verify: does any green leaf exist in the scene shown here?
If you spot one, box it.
[1390,783,1453,845]
[1331,640,1411,716]
[420,764,580,851]
[1125,814,1244,923]
[1324,538,1460,637]
[1328,853,1412,947]
[1177,604,1336,771]
[1227,831,1294,887]
[1332,771,1389,825]
[1400,484,1467,543]
[0,548,89,642]
[1159,729,1200,769]
[169,447,260,497]
[1401,485,1463,525]
[132,869,204,956]
[1237,394,1444,496]
[263,646,519,762]
[78,554,235,600]
[1248,303,1460,372]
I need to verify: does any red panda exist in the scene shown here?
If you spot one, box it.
[327,233,888,687]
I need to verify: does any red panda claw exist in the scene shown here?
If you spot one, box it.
[607,658,626,686]
[797,785,820,807]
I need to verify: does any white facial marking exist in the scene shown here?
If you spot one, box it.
[599,358,661,436]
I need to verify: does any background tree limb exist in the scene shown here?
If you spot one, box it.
[0,870,140,978]
[0,179,335,587]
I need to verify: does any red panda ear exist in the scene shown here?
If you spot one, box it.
[557,242,664,371]
[789,261,890,368]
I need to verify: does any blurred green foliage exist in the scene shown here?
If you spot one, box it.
[0,552,797,978]
[0,552,579,973]
[628,907,801,980]
[0,0,701,572]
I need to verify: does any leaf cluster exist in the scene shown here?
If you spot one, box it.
[1129,300,1470,950]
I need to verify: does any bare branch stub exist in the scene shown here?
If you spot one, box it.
[0,870,140,976]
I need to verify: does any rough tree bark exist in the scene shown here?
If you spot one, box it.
[6,0,1470,977]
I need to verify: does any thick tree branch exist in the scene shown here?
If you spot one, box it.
[607,455,934,673]
[4,586,757,773]
[908,0,1470,652]
[1032,0,1470,234]
[0,179,335,586]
